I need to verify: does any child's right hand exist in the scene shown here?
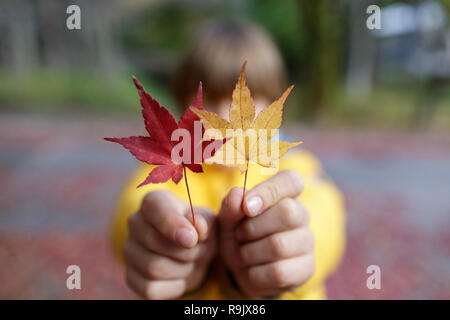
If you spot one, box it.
[124,190,217,299]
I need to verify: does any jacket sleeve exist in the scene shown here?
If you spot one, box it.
[277,151,347,299]
[110,165,147,263]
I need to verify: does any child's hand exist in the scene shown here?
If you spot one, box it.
[124,190,217,299]
[219,170,315,298]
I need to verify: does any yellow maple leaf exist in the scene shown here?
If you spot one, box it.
[191,61,302,174]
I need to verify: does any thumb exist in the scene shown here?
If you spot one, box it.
[185,207,216,243]
[219,187,246,232]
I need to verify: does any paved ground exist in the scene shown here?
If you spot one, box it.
[1,112,449,299]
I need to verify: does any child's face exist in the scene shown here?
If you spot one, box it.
[205,97,270,121]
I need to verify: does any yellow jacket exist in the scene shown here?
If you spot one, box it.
[111,150,346,299]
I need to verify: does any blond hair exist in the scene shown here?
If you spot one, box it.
[172,19,287,108]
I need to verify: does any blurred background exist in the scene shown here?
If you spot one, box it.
[1,0,449,299]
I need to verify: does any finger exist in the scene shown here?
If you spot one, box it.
[243,170,304,217]
[128,213,205,262]
[124,240,194,280]
[125,267,186,300]
[236,198,308,242]
[247,254,315,289]
[219,187,246,231]
[239,228,314,266]
[185,263,210,293]
[185,207,216,243]
[140,191,198,248]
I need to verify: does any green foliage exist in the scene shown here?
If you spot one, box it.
[120,2,215,52]
[244,0,304,74]
[2,0,449,129]
[284,81,450,130]
[118,0,304,76]
[0,69,174,113]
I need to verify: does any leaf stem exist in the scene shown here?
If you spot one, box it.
[242,159,249,208]
[183,166,195,227]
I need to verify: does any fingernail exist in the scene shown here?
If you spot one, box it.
[174,228,194,248]
[245,196,263,217]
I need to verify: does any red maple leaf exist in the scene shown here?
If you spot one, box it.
[105,77,222,225]
[105,77,219,186]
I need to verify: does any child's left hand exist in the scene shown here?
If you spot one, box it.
[219,170,315,298]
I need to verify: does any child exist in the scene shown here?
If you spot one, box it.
[111,19,346,299]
